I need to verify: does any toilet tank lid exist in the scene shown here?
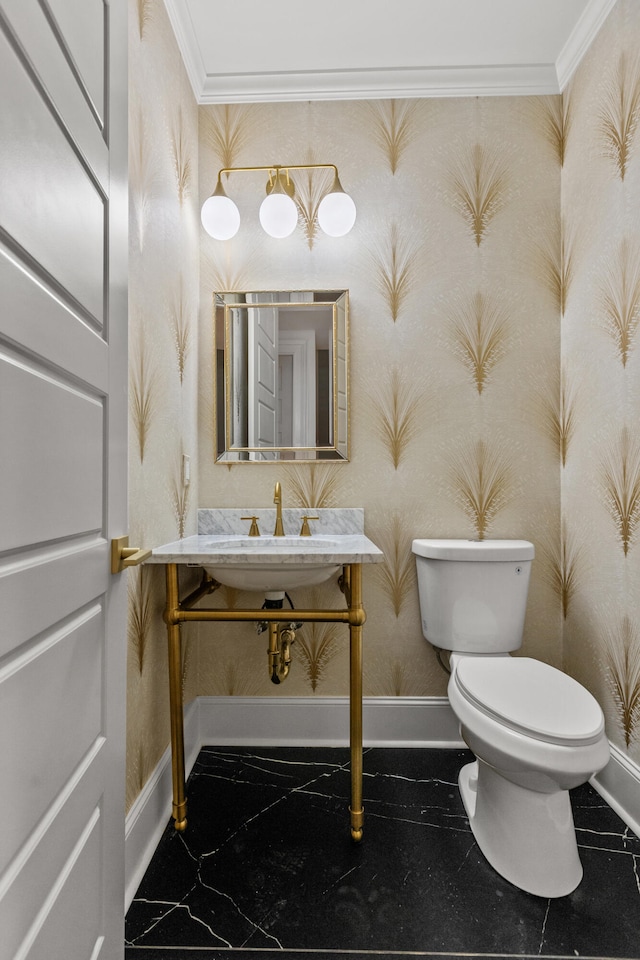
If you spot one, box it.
[411,539,535,561]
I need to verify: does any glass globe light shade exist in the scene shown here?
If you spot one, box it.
[200,191,240,240]
[318,186,356,237]
[259,191,298,239]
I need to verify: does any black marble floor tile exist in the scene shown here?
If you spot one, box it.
[124,953,631,960]
[125,747,640,960]
[125,953,622,960]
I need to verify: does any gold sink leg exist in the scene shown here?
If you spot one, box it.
[166,563,187,831]
[349,563,364,842]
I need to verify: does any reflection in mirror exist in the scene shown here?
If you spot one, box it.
[214,291,349,462]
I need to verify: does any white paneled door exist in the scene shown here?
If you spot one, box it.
[0,1,128,958]
[247,294,278,458]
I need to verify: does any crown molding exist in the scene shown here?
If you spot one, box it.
[164,0,616,105]
[556,0,618,90]
[196,63,560,104]
[162,0,206,103]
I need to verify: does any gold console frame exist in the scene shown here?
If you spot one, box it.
[163,562,366,841]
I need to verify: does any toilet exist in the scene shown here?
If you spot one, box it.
[412,538,610,898]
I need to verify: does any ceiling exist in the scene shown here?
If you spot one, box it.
[163,0,617,104]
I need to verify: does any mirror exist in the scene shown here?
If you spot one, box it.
[214,290,349,462]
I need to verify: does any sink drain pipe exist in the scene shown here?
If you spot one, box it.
[261,592,301,684]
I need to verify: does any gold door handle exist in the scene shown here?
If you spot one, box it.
[111,536,152,574]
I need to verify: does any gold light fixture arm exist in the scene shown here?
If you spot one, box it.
[202,162,354,239]
[216,163,340,203]
[216,162,339,180]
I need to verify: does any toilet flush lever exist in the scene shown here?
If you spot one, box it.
[111,535,152,574]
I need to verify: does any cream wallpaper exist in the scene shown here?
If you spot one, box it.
[126,0,640,812]
[127,0,200,808]
[561,0,640,763]
[195,93,562,700]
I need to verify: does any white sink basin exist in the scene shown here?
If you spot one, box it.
[203,561,341,592]
[202,536,342,590]
[148,530,384,593]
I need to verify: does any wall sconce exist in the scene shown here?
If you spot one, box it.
[200,163,356,241]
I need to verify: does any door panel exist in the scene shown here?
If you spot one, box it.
[249,308,278,446]
[0,604,104,868]
[0,0,108,181]
[0,540,105,657]
[0,248,109,388]
[247,294,278,455]
[0,355,104,551]
[0,27,106,324]
[29,817,104,960]
[44,0,106,124]
[0,1,127,958]
[1,805,104,960]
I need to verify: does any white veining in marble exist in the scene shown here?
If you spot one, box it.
[126,747,640,955]
[148,532,383,567]
[197,507,365,537]
[148,508,382,568]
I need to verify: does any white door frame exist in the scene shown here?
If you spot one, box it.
[279,329,316,447]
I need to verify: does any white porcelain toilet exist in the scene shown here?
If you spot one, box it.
[412,538,610,898]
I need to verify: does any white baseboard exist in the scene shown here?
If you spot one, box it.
[591,741,640,840]
[197,695,463,748]
[124,698,200,909]
[124,696,640,912]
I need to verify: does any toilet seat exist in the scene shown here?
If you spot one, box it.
[453,657,605,746]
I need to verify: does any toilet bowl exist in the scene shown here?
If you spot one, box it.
[412,538,610,898]
[448,653,610,897]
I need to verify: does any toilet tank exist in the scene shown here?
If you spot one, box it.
[412,539,534,653]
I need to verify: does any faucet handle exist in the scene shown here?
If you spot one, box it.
[299,515,319,537]
[241,516,261,537]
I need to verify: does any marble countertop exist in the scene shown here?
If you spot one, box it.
[148,533,384,566]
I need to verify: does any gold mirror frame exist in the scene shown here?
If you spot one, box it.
[214,290,349,463]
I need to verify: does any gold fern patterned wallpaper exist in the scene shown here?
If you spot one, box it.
[127,0,200,808]
[126,0,640,812]
[196,90,564,698]
[561,0,640,763]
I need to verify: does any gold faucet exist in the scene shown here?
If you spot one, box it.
[273,481,285,536]
[299,515,319,536]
